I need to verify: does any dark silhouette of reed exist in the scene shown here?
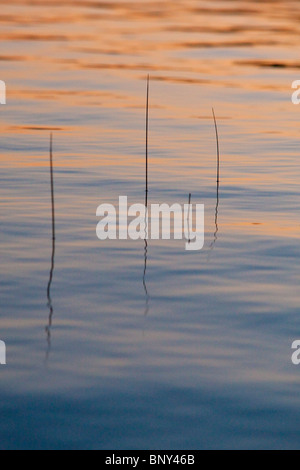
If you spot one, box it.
[143,237,149,315]
[143,75,150,315]
[145,74,150,209]
[46,133,56,359]
[212,108,220,184]
[210,109,220,250]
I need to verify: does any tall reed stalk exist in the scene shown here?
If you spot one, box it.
[212,108,220,184]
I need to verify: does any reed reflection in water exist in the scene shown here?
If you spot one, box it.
[210,109,221,251]
[143,75,150,316]
[46,134,56,360]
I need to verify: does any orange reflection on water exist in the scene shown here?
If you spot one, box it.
[0,0,300,240]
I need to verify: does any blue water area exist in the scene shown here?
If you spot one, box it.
[1,0,300,450]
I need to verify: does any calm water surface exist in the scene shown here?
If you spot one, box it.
[1,0,300,449]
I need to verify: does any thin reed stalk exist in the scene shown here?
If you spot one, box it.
[145,75,150,208]
[212,108,220,184]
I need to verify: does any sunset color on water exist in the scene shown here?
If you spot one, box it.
[1,0,300,450]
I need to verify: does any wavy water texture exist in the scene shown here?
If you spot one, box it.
[1,0,300,450]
